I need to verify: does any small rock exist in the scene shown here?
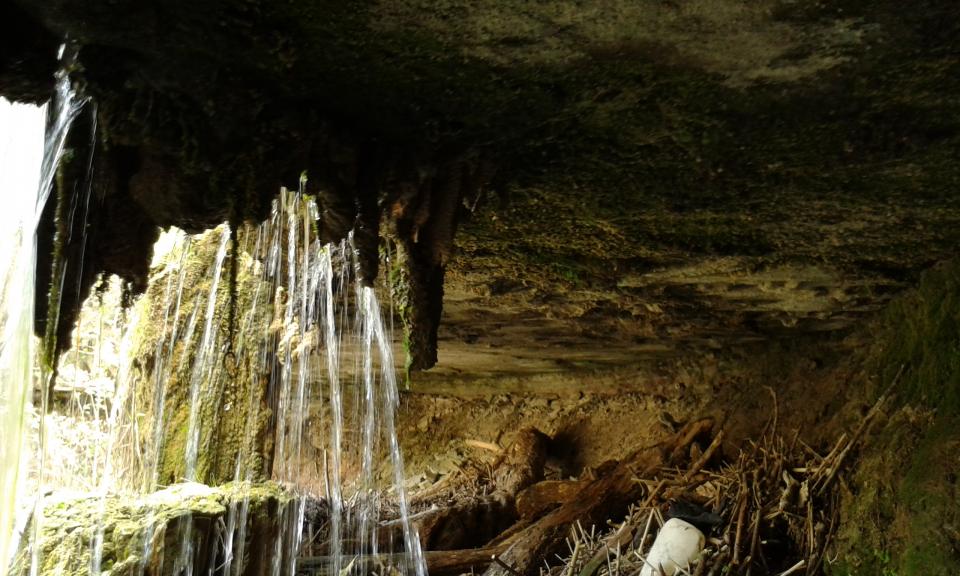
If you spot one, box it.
[416,415,432,432]
[527,397,550,409]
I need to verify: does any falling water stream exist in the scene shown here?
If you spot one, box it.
[0,45,87,573]
[1,65,426,575]
[0,94,47,576]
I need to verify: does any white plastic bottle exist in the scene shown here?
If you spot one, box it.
[639,518,705,576]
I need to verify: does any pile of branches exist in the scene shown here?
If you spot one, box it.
[546,428,836,576]
[297,385,894,576]
[542,385,895,576]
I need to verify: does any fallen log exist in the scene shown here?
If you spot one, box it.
[491,427,551,495]
[516,479,591,519]
[413,493,516,551]
[427,546,506,575]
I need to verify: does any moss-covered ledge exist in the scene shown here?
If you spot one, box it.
[11,482,294,576]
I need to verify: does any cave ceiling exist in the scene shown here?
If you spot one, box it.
[3,0,960,380]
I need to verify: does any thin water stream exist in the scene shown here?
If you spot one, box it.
[0,95,47,576]
[1,44,88,571]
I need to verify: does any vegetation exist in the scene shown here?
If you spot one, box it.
[831,260,960,575]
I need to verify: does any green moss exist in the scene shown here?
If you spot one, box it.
[866,261,960,414]
[832,259,960,575]
[898,417,960,574]
[10,482,293,576]
[127,225,275,488]
[831,413,960,576]
[40,151,73,376]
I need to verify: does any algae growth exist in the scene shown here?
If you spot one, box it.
[10,482,292,576]
[831,261,960,575]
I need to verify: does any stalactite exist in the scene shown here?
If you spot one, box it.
[386,154,493,371]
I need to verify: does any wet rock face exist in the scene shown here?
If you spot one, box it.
[30,104,162,361]
[6,0,509,368]
[4,0,960,375]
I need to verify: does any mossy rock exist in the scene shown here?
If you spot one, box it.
[831,259,960,575]
[865,260,960,414]
[11,482,294,576]
[831,411,960,576]
[128,225,275,488]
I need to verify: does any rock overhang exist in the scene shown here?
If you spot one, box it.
[2,0,959,375]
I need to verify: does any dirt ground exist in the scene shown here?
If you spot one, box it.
[395,332,866,499]
[389,261,960,575]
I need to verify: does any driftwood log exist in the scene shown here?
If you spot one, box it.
[297,547,505,576]
[516,479,592,519]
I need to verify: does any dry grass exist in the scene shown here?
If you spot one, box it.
[543,380,901,576]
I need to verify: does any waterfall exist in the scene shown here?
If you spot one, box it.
[0,95,46,576]
[360,287,427,576]
[244,189,426,576]
[0,45,86,571]
[185,225,233,482]
[2,164,426,574]
[1,42,423,574]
